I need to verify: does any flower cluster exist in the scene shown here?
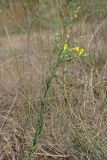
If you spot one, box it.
[71,46,85,55]
[59,42,89,62]
[63,43,88,56]
[55,33,89,62]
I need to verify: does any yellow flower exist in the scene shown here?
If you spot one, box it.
[71,46,80,52]
[63,43,68,50]
[79,48,85,55]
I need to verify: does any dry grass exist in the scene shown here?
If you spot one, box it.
[0,2,107,160]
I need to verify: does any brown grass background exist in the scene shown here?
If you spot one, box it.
[0,1,107,159]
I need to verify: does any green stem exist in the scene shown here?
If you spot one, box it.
[28,57,60,160]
